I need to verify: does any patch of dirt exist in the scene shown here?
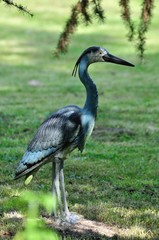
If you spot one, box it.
[92,126,135,141]
[45,215,119,239]
[4,211,23,221]
[1,211,23,239]
[3,211,120,239]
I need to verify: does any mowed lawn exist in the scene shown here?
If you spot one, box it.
[0,0,159,239]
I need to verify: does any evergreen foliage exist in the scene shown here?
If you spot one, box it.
[0,0,155,59]
[1,0,33,17]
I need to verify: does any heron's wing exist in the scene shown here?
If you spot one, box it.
[15,106,82,179]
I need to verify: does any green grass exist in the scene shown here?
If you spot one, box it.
[0,0,159,239]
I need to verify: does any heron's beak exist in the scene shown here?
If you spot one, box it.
[103,53,134,67]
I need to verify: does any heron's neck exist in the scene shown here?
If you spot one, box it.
[79,57,98,118]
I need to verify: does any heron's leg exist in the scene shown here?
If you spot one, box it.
[59,159,69,217]
[52,161,57,217]
[52,159,63,218]
[59,159,79,224]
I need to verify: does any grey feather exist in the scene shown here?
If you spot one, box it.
[15,105,84,179]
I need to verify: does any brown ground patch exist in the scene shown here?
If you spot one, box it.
[92,126,135,141]
[45,214,119,239]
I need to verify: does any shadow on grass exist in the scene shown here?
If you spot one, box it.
[3,212,158,240]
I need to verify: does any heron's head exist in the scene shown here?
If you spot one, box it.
[72,46,134,76]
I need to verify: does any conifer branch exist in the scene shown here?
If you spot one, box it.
[81,0,91,24]
[1,0,33,17]
[119,0,135,41]
[137,0,154,60]
[1,0,155,60]
[54,0,105,56]
[54,1,81,56]
[92,0,105,22]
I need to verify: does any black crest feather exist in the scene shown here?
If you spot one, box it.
[72,46,100,77]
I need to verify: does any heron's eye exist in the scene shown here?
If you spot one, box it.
[99,51,103,55]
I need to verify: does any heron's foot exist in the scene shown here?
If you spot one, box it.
[64,212,79,225]
[54,212,79,225]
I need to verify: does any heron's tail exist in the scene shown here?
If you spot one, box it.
[14,148,53,182]
[14,161,44,185]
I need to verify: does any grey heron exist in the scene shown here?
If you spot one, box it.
[15,46,134,223]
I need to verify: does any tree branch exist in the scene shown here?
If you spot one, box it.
[137,0,154,60]
[54,0,105,56]
[119,0,135,41]
[1,0,33,17]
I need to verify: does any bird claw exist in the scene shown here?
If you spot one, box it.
[65,212,79,224]
[55,212,79,225]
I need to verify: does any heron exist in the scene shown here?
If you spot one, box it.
[15,46,134,223]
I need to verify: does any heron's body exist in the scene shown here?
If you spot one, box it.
[15,105,95,179]
[15,46,134,223]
